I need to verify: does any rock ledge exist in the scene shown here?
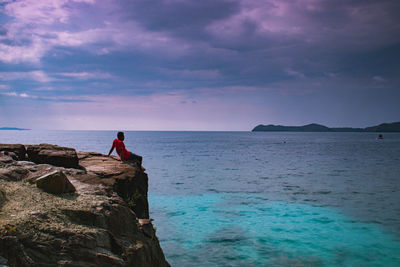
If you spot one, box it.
[0,144,169,267]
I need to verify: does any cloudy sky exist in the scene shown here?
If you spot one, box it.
[0,0,399,130]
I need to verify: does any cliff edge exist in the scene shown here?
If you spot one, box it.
[0,144,169,267]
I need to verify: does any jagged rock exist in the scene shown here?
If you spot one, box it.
[36,170,76,194]
[26,144,79,168]
[0,144,26,160]
[0,144,169,266]
[139,220,156,239]
[77,152,149,219]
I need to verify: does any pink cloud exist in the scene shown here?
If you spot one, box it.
[205,0,305,40]
[0,71,51,82]
[205,0,400,51]
[0,40,47,64]
[1,91,35,98]
[0,0,194,64]
[56,71,114,80]
[0,0,96,63]
[4,0,72,24]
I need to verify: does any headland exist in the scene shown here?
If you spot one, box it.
[0,143,169,266]
[252,122,400,132]
[0,128,30,131]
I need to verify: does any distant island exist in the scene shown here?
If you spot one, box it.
[0,127,30,130]
[252,122,400,132]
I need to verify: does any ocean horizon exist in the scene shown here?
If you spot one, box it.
[1,130,400,266]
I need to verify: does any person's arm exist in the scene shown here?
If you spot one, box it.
[107,143,115,156]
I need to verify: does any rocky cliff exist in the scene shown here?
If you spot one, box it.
[0,144,169,267]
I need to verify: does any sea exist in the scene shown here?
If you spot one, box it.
[1,130,400,266]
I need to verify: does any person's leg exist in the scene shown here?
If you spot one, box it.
[128,152,145,170]
[129,153,142,165]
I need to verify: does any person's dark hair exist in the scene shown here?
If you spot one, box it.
[117,132,124,140]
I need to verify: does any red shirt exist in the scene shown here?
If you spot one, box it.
[112,139,130,160]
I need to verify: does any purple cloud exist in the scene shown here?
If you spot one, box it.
[0,0,399,129]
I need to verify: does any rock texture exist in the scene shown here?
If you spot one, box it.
[36,170,76,194]
[0,144,169,267]
[26,144,79,168]
[0,189,5,208]
[0,144,26,160]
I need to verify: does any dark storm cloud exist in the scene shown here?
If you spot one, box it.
[117,0,240,39]
[112,0,400,87]
[120,0,400,50]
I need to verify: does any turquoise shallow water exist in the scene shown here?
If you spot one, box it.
[150,194,400,266]
[1,130,400,266]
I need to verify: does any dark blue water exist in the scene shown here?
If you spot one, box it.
[1,131,400,266]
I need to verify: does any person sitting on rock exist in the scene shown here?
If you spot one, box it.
[107,132,145,171]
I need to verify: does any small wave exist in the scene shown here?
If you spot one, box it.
[310,217,334,224]
[313,190,332,195]
[167,211,186,217]
[206,236,249,244]
[293,191,308,195]
[207,188,221,193]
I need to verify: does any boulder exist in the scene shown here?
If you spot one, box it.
[26,144,79,168]
[36,170,76,194]
[0,144,26,160]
